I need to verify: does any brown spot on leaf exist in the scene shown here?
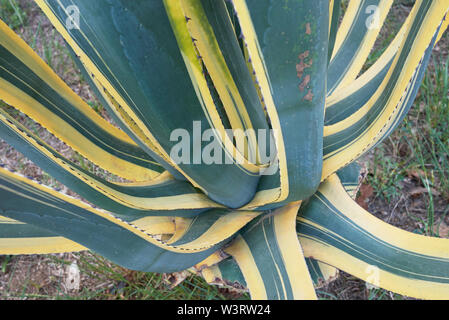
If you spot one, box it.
[298,50,309,60]
[305,23,311,35]
[296,63,306,78]
[304,89,314,101]
[296,50,313,97]
[296,51,312,79]
[298,74,310,92]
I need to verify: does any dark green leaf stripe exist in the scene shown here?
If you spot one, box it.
[200,0,271,149]
[369,51,429,149]
[0,167,223,272]
[217,257,247,288]
[297,185,449,284]
[171,209,235,246]
[325,59,393,125]
[305,258,325,287]
[0,111,214,218]
[305,164,361,289]
[167,209,260,251]
[323,1,435,159]
[181,0,269,163]
[228,201,317,300]
[370,12,447,149]
[327,0,381,94]
[336,162,362,195]
[324,55,424,158]
[238,215,295,300]
[43,0,261,209]
[65,44,188,180]
[50,0,181,179]
[0,43,161,175]
[66,42,185,181]
[0,218,56,238]
[328,0,341,63]
[234,0,328,206]
[0,214,85,254]
[304,258,338,289]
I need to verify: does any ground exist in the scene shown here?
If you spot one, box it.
[0,0,448,300]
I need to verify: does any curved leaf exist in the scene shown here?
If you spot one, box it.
[226,202,316,300]
[328,0,392,95]
[0,167,224,272]
[0,215,85,254]
[322,0,449,180]
[298,174,449,299]
[0,20,162,182]
[38,0,264,208]
[231,0,328,209]
[0,110,218,218]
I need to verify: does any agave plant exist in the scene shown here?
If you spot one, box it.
[0,0,448,300]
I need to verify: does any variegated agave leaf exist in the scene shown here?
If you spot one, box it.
[0,0,448,300]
